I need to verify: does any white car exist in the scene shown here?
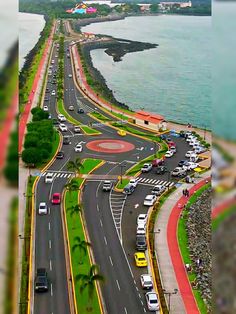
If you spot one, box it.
[185,150,195,158]
[68,105,74,111]
[74,144,83,152]
[144,195,157,206]
[183,162,199,171]
[141,163,152,173]
[45,173,54,183]
[38,202,48,215]
[59,124,68,132]
[137,224,146,235]
[140,274,153,290]
[165,150,174,158]
[189,140,200,147]
[129,178,139,187]
[68,74,72,78]
[145,292,160,311]
[194,146,207,154]
[137,214,147,225]
[43,105,49,111]
[51,90,56,96]
[186,136,196,143]
[58,114,66,122]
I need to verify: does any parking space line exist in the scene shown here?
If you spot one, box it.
[48,222,51,231]
[124,307,128,314]
[50,283,53,296]
[116,279,121,291]
[100,219,103,227]
[109,256,113,266]
[50,260,52,271]
[49,240,52,249]
[104,236,107,245]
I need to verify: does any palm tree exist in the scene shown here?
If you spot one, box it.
[67,157,84,177]
[65,178,81,196]
[72,236,91,264]
[67,203,83,229]
[75,264,104,312]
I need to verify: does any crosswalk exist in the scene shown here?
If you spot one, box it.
[41,171,74,179]
[137,177,175,188]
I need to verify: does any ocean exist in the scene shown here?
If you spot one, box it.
[82,15,211,129]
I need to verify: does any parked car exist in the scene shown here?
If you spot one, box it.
[145,292,160,311]
[74,144,83,152]
[136,234,147,251]
[151,185,166,196]
[140,274,153,290]
[167,141,176,148]
[43,105,49,111]
[51,90,56,96]
[56,151,64,159]
[169,146,176,153]
[144,195,157,206]
[185,150,195,158]
[68,105,74,111]
[152,158,164,167]
[137,224,146,235]
[35,268,49,292]
[58,114,66,122]
[165,150,174,158]
[186,135,196,143]
[156,166,167,175]
[134,252,148,267]
[123,183,135,195]
[171,167,187,177]
[77,108,84,114]
[141,163,152,173]
[45,173,53,183]
[178,160,188,167]
[194,146,207,154]
[102,180,113,192]
[51,193,61,204]
[59,124,68,132]
[137,214,148,225]
[38,202,48,215]
[183,161,199,171]
[129,178,139,187]
[74,125,81,133]
[166,137,172,143]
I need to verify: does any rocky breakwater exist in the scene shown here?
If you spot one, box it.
[186,188,212,310]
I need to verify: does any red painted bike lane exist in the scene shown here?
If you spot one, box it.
[18,25,55,153]
[167,178,210,314]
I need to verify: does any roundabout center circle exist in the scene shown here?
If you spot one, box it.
[86,139,135,154]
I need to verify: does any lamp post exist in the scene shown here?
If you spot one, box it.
[163,288,178,313]
[19,234,31,261]
[119,162,126,184]
[153,141,158,158]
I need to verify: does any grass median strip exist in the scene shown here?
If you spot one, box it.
[80,125,101,135]
[89,111,112,122]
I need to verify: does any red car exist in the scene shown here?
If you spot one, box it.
[168,141,176,148]
[52,193,61,204]
[152,157,165,167]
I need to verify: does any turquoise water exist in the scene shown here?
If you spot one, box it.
[82,15,211,129]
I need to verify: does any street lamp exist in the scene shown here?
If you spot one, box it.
[153,141,158,158]
[19,234,31,261]
[163,288,178,313]
[119,162,126,184]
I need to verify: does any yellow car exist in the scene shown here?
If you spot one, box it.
[134,252,148,267]
[117,129,126,136]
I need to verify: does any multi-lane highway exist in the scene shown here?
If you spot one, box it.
[32,27,192,314]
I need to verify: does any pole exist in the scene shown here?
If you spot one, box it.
[168,293,171,313]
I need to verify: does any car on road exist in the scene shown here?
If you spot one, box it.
[77,108,84,114]
[134,252,148,267]
[38,202,48,215]
[167,141,176,148]
[45,173,54,183]
[35,268,49,292]
[156,166,167,175]
[63,136,71,145]
[56,151,64,159]
[52,193,61,204]
[102,180,113,192]
[59,124,68,132]
[74,143,83,152]
[151,184,166,196]
[137,214,147,225]
[123,183,135,195]
[165,150,174,158]
[140,274,153,290]
[117,129,126,136]
[178,160,188,167]
[145,292,160,311]
[129,178,139,187]
[171,167,187,177]
[166,137,172,143]
[74,125,81,133]
[141,163,152,173]
[137,224,146,235]
[183,161,199,171]
[68,105,74,111]
[152,158,164,167]
[43,105,49,111]
[51,90,56,96]
[185,150,195,158]
[68,74,72,78]
[58,114,66,122]
[189,140,200,147]
[186,135,196,142]
[169,146,177,153]
[144,195,157,206]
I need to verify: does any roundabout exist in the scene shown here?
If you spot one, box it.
[86,139,135,153]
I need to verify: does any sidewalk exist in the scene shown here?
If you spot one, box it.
[154,171,210,313]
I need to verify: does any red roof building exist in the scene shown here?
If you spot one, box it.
[133,110,166,131]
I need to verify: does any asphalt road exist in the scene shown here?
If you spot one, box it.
[33,32,192,314]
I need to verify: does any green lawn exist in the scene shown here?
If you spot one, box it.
[57,99,80,125]
[212,205,236,231]
[116,178,130,190]
[89,111,111,122]
[80,125,101,135]
[80,159,103,174]
[109,111,130,121]
[177,183,211,314]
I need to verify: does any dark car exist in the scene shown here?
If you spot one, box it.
[63,136,71,145]
[44,97,49,101]
[52,118,59,125]
[56,151,64,159]
[156,166,167,175]
[178,160,188,167]
[52,80,57,84]
[78,108,84,114]
[160,134,167,140]
[35,268,49,292]
[46,88,50,92]
[123,183,135,195]
[166,137,172,143]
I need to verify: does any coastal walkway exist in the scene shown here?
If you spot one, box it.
[154,172,210,313]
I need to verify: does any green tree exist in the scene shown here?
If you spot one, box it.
[68,203,83,229]
[72,236,91,264]
[65,178,81,196]
[67,158,84,177]
[21,147,42,166]
[75,264,104,311]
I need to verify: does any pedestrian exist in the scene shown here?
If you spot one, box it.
[182,189,185,196]
[186,189,190,197]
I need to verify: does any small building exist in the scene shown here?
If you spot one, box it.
[133,110,167,131]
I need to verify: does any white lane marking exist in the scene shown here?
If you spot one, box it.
[49,207,51,215]
[49,240,52,249]
[41,173,46,177]
[97,204,100,212]
[133,279,136,285]
[50,260,52,271]
[116,279,121,291]
[165,182,171,187]
[146,179,153,183]
[50,283,53,296]
[136,286,139,291]
[144,308,147,312]
[56,173,61,177]
[141,300,144,306]
[150,179,156,184]
[124,307,128,314]
[109,256,113,266]
[48,222,51,231]
[100,219,103,227]
[134,204,139,209]
[104,236,107,245]
[169,182,175,187]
